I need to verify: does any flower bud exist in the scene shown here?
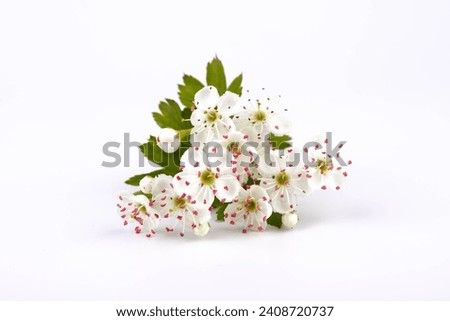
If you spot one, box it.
[157,128,180,153]
[193,223,210,237]
[139,175,154,194]
[282,213,299,228]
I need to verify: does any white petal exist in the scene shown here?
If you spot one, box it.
[118,191,133,203]
[194,185,215,207]
[191,125,213,145]
[307,171,325,190]
[224,202,240,224]
[259,178,277,192]
[267,114,291,136]
[238,125,260,143]
[131,195,152,212]
[288,169,311,195]
[172,171,200,197]
[216,116,236,136]
[248,185,269,202]
[215,174,240,202]
[234,169,249,185]
[257,150,282,177]
[190,108,206,127]
[193,205,211,224]
[151,174,173,196]
[194,86,219,110]
[152,197,171,218]
[258,200,273,218]
[217,91,240,115]
[326,171,346,190]
[141,211,160,233]
[220,129,246,144]
[180,147,204,168]
[270,187,296,213]
[131,194,149,205]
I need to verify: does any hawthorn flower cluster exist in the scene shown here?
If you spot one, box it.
[117,58,350,238]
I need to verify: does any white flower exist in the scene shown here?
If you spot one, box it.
[151,174,211,237]
[233,90,291,141]
[139,175,154,194]
[190,86,239,144]
[258,148,310,214]
[282,212,299,228]
[305,138,350,191]
[218,130,257,184]
[116,191,159,238]
[157,128,180,153]
[173,149,241,206]
[224,185,272,233]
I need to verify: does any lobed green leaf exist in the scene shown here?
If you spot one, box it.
[206,56,227,95]
[227,73,243,95]
[178,74,204,108]
[269,133,292,149]
[152,99,192,130]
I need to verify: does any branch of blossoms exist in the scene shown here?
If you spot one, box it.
[116,57,351,238]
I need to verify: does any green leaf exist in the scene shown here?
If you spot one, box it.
[125,173,149,186]
[269,133,292,149]
[244,176,255,187]
[206,56,227,94]
[125,168,178,186]
[215,202,228,221]
[152,99,192,130]
[178,74,204,108]
[212,197,222,208]
[139,136,191,174]
[227,73,243,95]
[181,107,192,120]
[139,136,182,168]
[267,212,283,228]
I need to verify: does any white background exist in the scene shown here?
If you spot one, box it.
[1,0,449,300]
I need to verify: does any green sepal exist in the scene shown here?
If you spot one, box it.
[133,190,152,199]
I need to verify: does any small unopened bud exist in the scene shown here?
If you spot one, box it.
[193,223,210,237]
[157,128,180,153]
[139,176,154,194]
[282,213,299,228]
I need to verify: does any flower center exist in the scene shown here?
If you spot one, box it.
[205,109,220,124]
[254,110,267,122]
[200,169,216,186]
[227,141,241,156]
[275,171,290,186]
[174,197,188,209]
[245,197,258,213]
[317,158,332,173]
